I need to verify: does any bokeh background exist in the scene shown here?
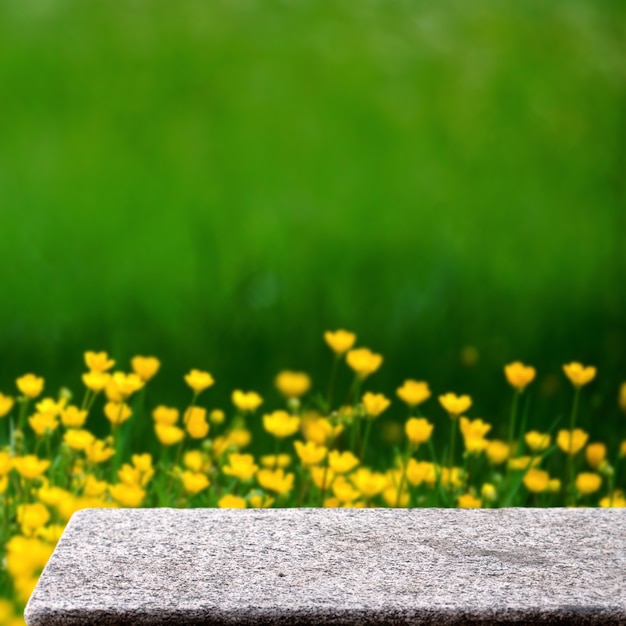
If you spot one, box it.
[1,0,625,442]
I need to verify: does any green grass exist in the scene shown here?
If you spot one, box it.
[0,0,624,441]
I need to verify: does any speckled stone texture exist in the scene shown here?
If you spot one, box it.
[25,508,626,625]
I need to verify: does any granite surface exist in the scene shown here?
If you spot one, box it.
[25,508,626,625]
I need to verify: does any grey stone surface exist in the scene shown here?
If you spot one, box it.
[25,508,626,625]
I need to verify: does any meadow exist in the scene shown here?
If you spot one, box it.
[0,0,625,622]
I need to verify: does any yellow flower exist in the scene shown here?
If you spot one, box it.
[547,478,561,493]
[181,471,210,495]
[36,397,65,416]
[563,362,596,388]
[61,405,88,428]
[263,410,300,438]
[82,475,108,497]
[350,468,387,499]
[256,468,294,495]
[457,494,482,508]
[16,373,44,399]
[0,451,12,475]
[223,453,258,481]
[248,492,275,508]
[82,371,111,393]
[585,443,607,470]
[131,356,161,381]
[155,423,185,446]
[459,417,491,442]
[38,485,71,507]
[294,440,327,466]
[311,466,335,490]
[104,377,124,402]
[405,417,434,447]
[332,476,361,504]
[324,329,357,355]
[575,472,602,496]
[0,393,15,417]
[620,440,626,458]
[210,409,225,424]
[523,469,550,493]
[275,371,311,398]
[228,428,252,448]
[17,503,50,535]
[404,460,433,487]
[184,407,209,439]
[152,405,179,425]
[37,524,66,544]
[362,392,391,418]
[524,431,551,452]
[557,429,589,455]
[260,454,292,468]
[84,351,115,372]
[328,450,360,474]
[185,369,215,393]
[507,456,541,471]
[218,494,247,508]
[438,393,472,417]
[486,440,510,465]
[396,380,431,407]
[13,455,50,479]
[504,362,536,392]
[232,390,263,412]
[85,439,115,464]
[111,372,144,398]
[109,483,146,507]
[600,491,626,508]
[63,429,96,451]
[29,412,59,437]
[104,402,133,426]
[619,382,626,413]
[346,348,383,379]
[301,414,343,445]
[183,450,206,472]
[481,483,497,502]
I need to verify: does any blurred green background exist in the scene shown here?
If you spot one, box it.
[0,0,625,441]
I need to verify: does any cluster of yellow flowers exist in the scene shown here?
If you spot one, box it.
[0,332,625,623]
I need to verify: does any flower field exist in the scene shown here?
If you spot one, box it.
[0,330,625,624]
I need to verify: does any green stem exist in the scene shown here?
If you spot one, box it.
[507,391,520,457]
[566,387,581,505]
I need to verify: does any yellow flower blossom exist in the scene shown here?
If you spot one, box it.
[185,369,215,394]
[405,417,434,447]
[5,536,54,602]
[104,377,124,402]
[228,428,252,448]
[104,402,133,426]
[396,380,431,407]
[82,475,108,497]
[36,397,65,416]
[13,455,50,480]
[438,393,472,417]
[63,429,96,451]
[362,392,391,417]
[459,417,491,454]
[29,412,59,437]
[523,469,550,493]
[383,485,409,508]
[85,438,115,464]
[16,373,44,398]
[619,383,626,413]
[350,468,387,499]
[256,468,294,495]
[486,440,510,465]
[37,485,72,507]
[481,483,497,502]
[210,409,225,424]
[0,451,12,475]
[331,475,361,504]
[405,459,435,487]
[17,503,50,535]
[557,429,589,455]
[301,415,343,445]
[109,483,146,507]
[181,471,210,495]
[600,491,626,508]
[328,450,359,474]
[223,453,258,481]
[111,372,144,398]
[0,392,14,417]
[346,348,383,379]
[457,494,482,508]
[275,371,311,398]
[311,466,335,490]
[507,456,541,471]
[294,440,327,466]
[131,356,161,381]
[218,494,247,508]
[61,405,88,428]
[155,423,185,446]
[263,410,300,438]
[585,443,607,470]
[324,329,357,355]
[504,362,536,392]
[575,472,602,495]
[152,405,179,425]
[184,407,209,439]
[547,478,561,493]
[248,493,275,508]
[620,440,626,458]
[82,371,111,393]
[37,524,66,544]
[84,351,115,372]
[260,454,292,468]
[232,390,263,412]
[563,362,596,388]
[525,431,551,452]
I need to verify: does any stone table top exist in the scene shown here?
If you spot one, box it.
[25,507,626,625]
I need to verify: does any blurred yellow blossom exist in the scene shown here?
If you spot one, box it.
[152,406,179,425]
[223,453,258,481]
[523,469,550,493]
[63,429,96,451]
[263,410,300,438]
[29,412,59,437]
[111,372,144,398]
[405,418,434,447]
[13,455,50,480]
[232,390,263,412]
[181,471,210,495]
[104,402,132,426]
[82,371,111,393]
[324,329,356,355]
[260,454,292,468]
[486,440,510,465]
[557,429,588,455]
[396,380,431,407]
[209,409,225,424]
[184,407,209,439]
[17,503,50,535]
[619,383,626,413]
[328,450,359,474]
[84,351,115,372]
[294,440,327,466]
[61,406,88,428]
[109,483,146,507]
[275,371,311,398]
[585,443,607,470]
[438,393,472,417]
[575,472,602,495]
[563,362,596,388]
[350,468,387,499]
[346,348,383,379]
[131,356,161,382]
[525,431,551,452]
[16,373,44,399]
[257,468,294,495]
[504,362,536,392]
[184,369,215,394]
[85,438,115,464]
[362,392,390,417]
[457,494,482,508]
[0,392,14,417]
[218,494,247,508]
